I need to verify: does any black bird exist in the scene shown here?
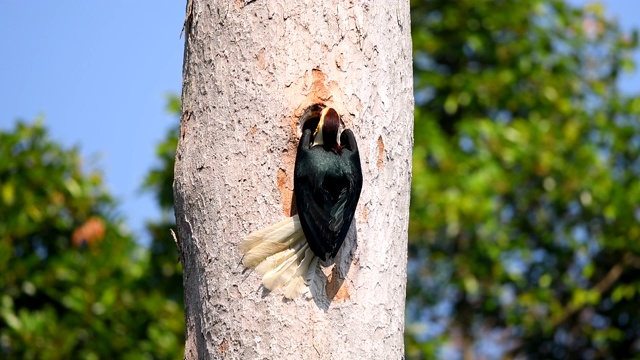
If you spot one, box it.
[294,106,363,261]
[239,106,363,298]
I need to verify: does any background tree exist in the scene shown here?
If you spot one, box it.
[0,119,184,358]
[174,0,413,358]
[407,0,640,358]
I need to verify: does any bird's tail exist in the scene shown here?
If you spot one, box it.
[239,215,317,299]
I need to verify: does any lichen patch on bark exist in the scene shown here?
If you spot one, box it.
[277,142,297,216]
[377,135,385,169]
[359,203,369,223]
[257,48,266,70]
[310,69,331,101]
[325,267,350,302]
[218,338,228,354]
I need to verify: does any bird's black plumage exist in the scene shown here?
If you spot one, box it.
[294,125,363,261]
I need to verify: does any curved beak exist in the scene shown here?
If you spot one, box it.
[312,107,331,147]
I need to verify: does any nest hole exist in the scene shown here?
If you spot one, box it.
[298,103,326,135]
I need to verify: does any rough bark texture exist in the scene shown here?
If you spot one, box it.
[174,1,413,358]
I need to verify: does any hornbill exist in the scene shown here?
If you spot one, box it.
[239,106,363,299]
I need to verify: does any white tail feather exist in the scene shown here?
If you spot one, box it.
[241,216,304,268]
[260,242,306,290]
[239,217,295,253]
[282,246,317,299]
[239,215,317,299]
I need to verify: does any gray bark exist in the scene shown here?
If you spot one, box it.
[174,1,413,358]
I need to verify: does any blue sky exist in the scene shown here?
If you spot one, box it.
[568,0,640,93]
[0,2,184,242]
[0,1,638,244]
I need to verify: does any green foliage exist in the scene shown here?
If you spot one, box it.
[408,0,640,358]
[0,120,183,358]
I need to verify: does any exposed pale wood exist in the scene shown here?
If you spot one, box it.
[174,1,413,358]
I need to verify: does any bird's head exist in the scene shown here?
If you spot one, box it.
[312,107,343,151]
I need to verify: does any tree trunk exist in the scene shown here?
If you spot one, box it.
[174,1,413,358]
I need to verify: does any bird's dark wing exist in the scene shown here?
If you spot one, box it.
[333,129,363,258]
[304,182,340,257]
[340,129,363,194]
[297,128,313,152]
[294,129,363,260]
[294,142,337,259]
[298,171,352,260]
[340,129,358,153]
